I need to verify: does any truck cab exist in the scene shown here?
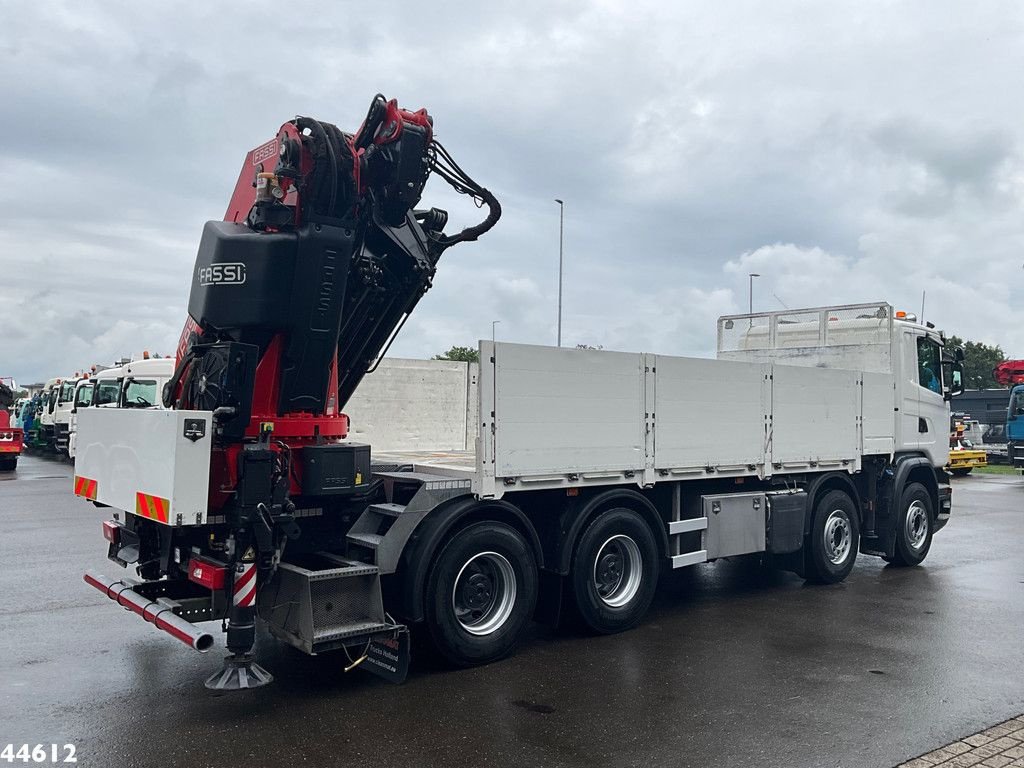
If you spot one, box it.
[53,376,86,456]
[117,358,173,408]
[37,378,63,450]
[68,365,123,459]
[1008,384,1024,469]
[68,377,97,460]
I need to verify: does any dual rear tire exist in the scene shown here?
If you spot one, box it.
[424,521,538,667]
[570,508,659,634]
[423,507,660,666]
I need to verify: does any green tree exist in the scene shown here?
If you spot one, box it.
[433,345,479,364]
[946,336,1007,389]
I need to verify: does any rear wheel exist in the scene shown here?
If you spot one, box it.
[805,490,860,584]
[424,521,537,667]
[949,467,971,477]
[0,457,17,471]
[571,507,659,633]
[890,482,933,566]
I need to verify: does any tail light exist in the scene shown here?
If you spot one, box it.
[102,520,121,544]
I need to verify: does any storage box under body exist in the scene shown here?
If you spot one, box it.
[74,408,213,525]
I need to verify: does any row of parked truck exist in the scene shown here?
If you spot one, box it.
[8,357,173,468]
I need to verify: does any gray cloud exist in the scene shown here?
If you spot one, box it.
[1,0,1023,384]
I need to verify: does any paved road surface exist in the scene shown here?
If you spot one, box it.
[2,454,1022,768]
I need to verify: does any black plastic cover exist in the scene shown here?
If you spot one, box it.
[188,221,297,330]
[238,448,274,507]
[301,443,371,496]
[767,492,807,554]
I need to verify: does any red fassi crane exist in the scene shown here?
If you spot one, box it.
[992,360,1024,385]
[85,94,500,689]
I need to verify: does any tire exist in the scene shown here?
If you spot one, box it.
[0,457,16,471]
[805,490,860,584]
[570,507,659,634]
[424,520,538,667]
[949,468,971,477]
[890,482,933,566]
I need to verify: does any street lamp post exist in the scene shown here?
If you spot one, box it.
[492,319,501,343]
[748,273,760,315]
[555,199,565,347]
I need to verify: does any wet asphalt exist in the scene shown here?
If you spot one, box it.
[1,453,1022,768]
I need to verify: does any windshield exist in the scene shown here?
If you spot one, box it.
[93,380,122,406]
[1012,387,1024,417]
[75,383,95,408]
[58,381,76,404]
[123,379,159,407]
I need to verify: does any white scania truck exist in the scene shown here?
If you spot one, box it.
[77,301,962,686]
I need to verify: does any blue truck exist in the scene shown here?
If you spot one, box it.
[994,361,1024,469]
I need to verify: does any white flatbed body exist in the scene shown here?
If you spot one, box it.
[374,303,944,501]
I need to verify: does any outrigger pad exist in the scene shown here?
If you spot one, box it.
[204,654,274,691]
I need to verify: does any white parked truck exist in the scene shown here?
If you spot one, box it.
[37,378,62,449]
[53,375,89,455]
[73,98,964,691]
[76,301,962,686]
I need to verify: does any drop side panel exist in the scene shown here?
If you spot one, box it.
[490,344,645,477]
[771,366,859,468]
[654,356,768,473]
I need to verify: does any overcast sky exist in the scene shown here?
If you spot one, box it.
[2,1,1023,384]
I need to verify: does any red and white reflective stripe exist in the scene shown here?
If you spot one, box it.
[232,563,256,607]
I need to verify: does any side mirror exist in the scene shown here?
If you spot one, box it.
[950,366,964,397]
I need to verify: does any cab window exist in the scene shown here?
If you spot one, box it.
[1013,388,1024,416]
[123,379,158,408]
[916,336,942,394]
[75,383,94,408]
[93,380,122,406]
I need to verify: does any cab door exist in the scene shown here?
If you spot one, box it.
[914,333,949,467]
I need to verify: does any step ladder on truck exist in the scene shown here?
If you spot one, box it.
[73,94,964,691]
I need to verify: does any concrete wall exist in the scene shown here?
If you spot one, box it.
[344,357,479,452]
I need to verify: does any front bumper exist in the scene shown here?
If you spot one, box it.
[947,450,986,471]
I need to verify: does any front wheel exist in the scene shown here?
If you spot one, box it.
[571,508,659,634]
[424,521,538,667]
[805,490,860,584]
[890,482,933,566]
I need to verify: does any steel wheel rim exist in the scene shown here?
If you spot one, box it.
[593,534,643,608]
[452,551,517,636]
[906,500,928,550]
[823,509,852,565]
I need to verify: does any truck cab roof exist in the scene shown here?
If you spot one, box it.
[122,359,174,378]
